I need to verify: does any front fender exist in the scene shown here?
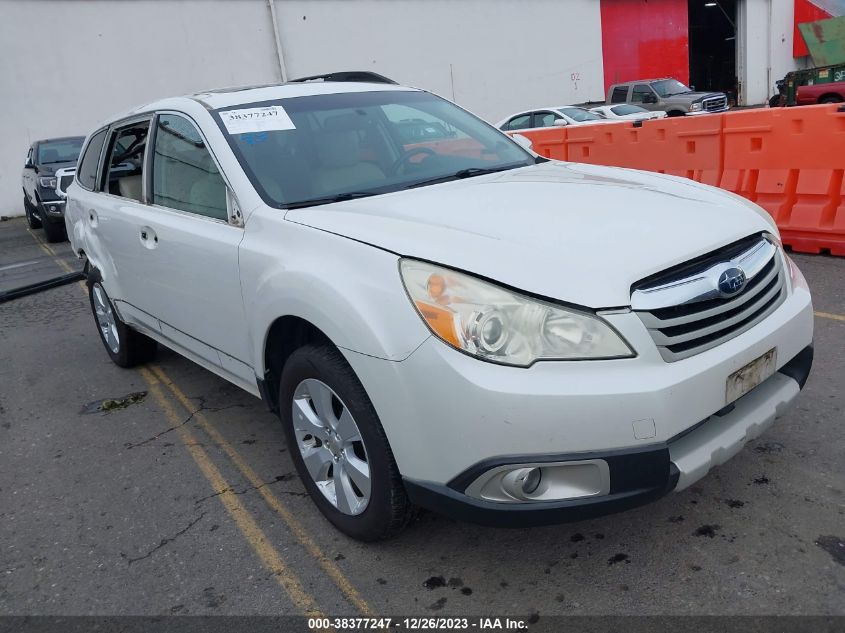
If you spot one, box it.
[240,209,430,376]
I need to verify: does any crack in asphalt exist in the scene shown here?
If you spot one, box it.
[124,512,206,566]
[124,406,202,450]
[193,475,307,505]
[124,396,247,450]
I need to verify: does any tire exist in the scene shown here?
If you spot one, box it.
[279,344,414,541]
[667,110,685,118]
[87,271,157,368]
[42,218,67,243]
[24,196,42,229]
[820,95,843,104]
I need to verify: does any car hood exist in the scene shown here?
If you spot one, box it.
[285,162,775,308]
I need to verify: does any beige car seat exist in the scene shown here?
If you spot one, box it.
[311,114,385,196]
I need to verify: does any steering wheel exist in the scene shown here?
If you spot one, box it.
[389,147,437,175]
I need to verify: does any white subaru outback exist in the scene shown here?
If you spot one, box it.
[66,72,814,541]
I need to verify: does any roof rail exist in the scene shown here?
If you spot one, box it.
[288,71,398,85]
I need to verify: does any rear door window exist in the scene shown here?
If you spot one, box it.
[151,113,228,221]
[76,129,108,191]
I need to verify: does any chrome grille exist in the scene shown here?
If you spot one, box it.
[632,236,787,362]
[703,96,727,112]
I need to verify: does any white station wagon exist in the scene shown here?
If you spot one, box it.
[66,72,814,541]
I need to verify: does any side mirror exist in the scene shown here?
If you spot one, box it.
[552,118,569,127]
[511,134,534,152]
[24,159,34,169]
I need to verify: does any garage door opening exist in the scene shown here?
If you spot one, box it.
[688,0,738,103]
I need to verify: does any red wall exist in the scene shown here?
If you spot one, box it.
[600,0,690,97]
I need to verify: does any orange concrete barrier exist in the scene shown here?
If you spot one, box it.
[508,104,845,255]
[721,105,845,255]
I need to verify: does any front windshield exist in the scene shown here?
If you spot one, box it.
[38,139,84,164]
[557,107,603,122]
[611,104,647,115]
[652,79,691,97]
[215,90,533,208]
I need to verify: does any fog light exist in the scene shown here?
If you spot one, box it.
[466,459,611,503]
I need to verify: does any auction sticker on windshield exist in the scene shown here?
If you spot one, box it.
[220,105,295,134]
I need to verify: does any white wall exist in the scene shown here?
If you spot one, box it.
[0,0,281,216]
[272,0,605,123]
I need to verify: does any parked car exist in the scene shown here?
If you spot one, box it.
[66,73,813,541]
[22,136,85,241]
[496,106,610,131]
[590,104,667,121]
[796,81,845,106]
[607,78,729,117]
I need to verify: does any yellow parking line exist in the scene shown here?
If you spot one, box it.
[138,367,323,617]
[815,311,845,322]
[26,229,87,292]
[150,364,374,617]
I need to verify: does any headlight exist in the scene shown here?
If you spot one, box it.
[399,260,634,367]
[690,103,703,112]
[39,176,57,188]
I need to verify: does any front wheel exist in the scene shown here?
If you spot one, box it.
[88,273,157,367]
[279,344,414,541]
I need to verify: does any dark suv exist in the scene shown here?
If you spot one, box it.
[22,136,85,242]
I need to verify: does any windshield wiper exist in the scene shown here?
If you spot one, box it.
[405,163,525,189]
[285,191,378,209]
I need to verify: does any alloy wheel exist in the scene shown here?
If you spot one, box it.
[292,378,371,515]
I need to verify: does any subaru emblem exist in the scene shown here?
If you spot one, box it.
[718,267,746,297]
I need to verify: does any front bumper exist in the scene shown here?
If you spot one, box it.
[402,344,811,527]
[36,197,65,219]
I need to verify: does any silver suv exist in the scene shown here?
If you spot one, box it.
[607,78,729,117]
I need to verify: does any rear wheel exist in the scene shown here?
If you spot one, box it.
[88,272,157,367]
[24,196,41,229]
[820,95,843,104]
[279,344,414,541]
